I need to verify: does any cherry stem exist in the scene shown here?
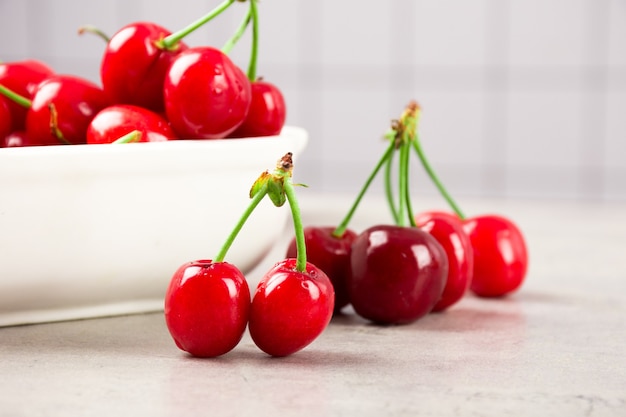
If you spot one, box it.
[77,25,110,43]
[159,0,236,50]
[283,176,307,272]
[411,136,466,219]
[246,0,259,81]
[48,103,71,145]
[221,8,251,55]
[112,130,141,144]
[332,140,396,238]
[384,148,400,224]
[0,84,31,108]
[400,140,417,227]
[214,183,268,263]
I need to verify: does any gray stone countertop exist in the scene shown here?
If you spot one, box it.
[1,194,625,417]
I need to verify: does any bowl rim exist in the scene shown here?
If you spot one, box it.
[0,125,308,157]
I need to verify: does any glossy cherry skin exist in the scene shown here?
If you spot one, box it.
[101,22,188,112]
[415,211,473,312]
[87,104,178,144]
[285,226,357,313]
[348,225,448,324]
[25,75,111,146]
[164,46,251,139]
[463,215,528,297]
[248,259,334,357]
[0,96,11,141]
[164,260,251,358]
[229,80,286,138]
[0,59,55,130]
[2,131,33,147]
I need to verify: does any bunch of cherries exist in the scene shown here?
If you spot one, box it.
[164,153,335,358]
[0,0,286,147]
[287,101,529,325]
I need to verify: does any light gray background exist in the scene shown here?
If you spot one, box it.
[1,0,624,201]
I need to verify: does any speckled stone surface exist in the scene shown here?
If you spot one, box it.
[1,195,625,416]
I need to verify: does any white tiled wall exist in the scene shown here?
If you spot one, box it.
[1,0,625,201]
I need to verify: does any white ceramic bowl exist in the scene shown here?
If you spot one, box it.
[0,126,308,326]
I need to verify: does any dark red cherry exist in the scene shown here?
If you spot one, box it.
[285,226,357,312]
[348,224,448,324]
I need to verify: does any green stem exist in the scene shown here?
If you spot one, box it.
[221,8,251,54]
[247,0,259,81]
[400,141,417,227]
[384,147,400,225]
[332,140,396,238]
[284,176,307,272]
[159,0,236,50]
[112,130,141,144]
[412,135,466,219]
[397,141,408,227]
[77,25,110,43]
[0,84,31,108]
[214,184,268,262]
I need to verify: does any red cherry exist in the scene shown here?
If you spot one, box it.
[0,59,55,131]
[164,260,251,358]
[415,211,474,312]
[463,215,528,297]
[100,22,188,112]
[248,259,335,357]
[0,96,11,141]
[2,130,33,147]
[25,75,110,146]
[164,46,251,139]
[229,80,286,138]
[348,224,448,324]
[285,226,357,313]
[86,104,178,144]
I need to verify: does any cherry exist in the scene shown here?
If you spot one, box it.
[463,215,528,297]
[100,2,238,112]
[415,211,473,311]
[2,131,32,147]
[100,22,189,112]
[0,96,11,141]
[248,258,334,357]
[348,224,448,324]
[25,75,111,145]
[164,46,251,139]
[285,226,357,313]
[404,100,529,298]
[228,79,286,138]
[86,104,177,144]
[0,59,55,131]
[164,260,250,358]
[223,0,286,138]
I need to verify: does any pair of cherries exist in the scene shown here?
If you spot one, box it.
[0,59,111,147]
[94,0,285,142]
[287,102,528,325]
[164,153,334,358]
